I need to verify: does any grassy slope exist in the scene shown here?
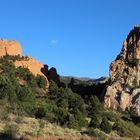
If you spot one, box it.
[0,113,91,140]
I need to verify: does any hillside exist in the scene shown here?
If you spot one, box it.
[0,33,139,140]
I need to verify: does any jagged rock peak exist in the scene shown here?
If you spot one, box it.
[116,26,140,61]
[0,38,22,57]
[105,26,140,115]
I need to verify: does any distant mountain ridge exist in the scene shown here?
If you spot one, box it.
[61,76,108,85]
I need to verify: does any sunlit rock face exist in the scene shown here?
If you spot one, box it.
[0,39,22,57]
[0,39,49,90]
[105,26,140,115]
[14,56,49,88]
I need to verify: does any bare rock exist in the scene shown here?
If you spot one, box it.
[131,89,140,115]
[48,67,60,84]
[0,39,22,57]
[105,26,140,115]
[41,65,60,84]
[0,39,7,57]
[14,57,49,89]
[0,39,49,90]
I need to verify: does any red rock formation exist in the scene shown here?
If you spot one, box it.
[0,39,22,57]
[0,39,49,89]
[0,39,7,57]
[41,65,60,84]
[14,56,49,88]
[48,67,60,84]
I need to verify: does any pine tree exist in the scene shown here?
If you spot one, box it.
[100,117,112,133]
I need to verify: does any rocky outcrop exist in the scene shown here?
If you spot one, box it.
[105,26,140,115]
[48,67,60,84]
[41,65,60,84]
[14,57,49,88]
[0,39,22,57]
[0,38,49,90]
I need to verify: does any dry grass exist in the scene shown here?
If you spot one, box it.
[0,114,91,140]
[28,137,95,140]
[0,113,138,140]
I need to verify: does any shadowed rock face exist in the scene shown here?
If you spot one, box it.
[48,67,60,83]
[41,65,60,84]
[105,26,140,115]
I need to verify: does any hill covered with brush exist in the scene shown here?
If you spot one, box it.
[0,36,140,139]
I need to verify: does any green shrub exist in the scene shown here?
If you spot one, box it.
[89,114,100,129]
[101,111,119,122]
[17,86,36,116]
[48,82,87,128]
[100,117,112,134]
[113,120,140,137]
[0,75,18,106]
[73,110,88,129]
[113,121,127,137]
[67,115,78,129]
[35,75,47,89]
[35,107,46,119]
[16,67,35,81]
[67,88,86,115]
[87,128,97,137]
[54,107,69,125]
[35,99,57,122]
[88,95,103,117]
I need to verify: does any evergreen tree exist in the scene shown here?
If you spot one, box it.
[89,114,100,128]
[67,115,78,129]
[88,95,103,119]
[35,75,47,89]
[100,117,112,133]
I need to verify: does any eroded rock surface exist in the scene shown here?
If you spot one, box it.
[0,39,49,90]
[0,39,22,56]
[14,56,49,88]
[105,26,140,115]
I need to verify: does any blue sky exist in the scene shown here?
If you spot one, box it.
[0,0,140,78]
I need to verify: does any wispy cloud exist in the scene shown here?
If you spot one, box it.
[51,39,57,44]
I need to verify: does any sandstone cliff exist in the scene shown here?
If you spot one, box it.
[14,56,49,88]
[105,26,140,115]
[0,39,49,89]
[0,39,22,56]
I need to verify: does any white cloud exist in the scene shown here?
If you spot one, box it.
[51,39,57,44]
